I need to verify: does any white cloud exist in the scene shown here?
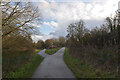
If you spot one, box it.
[38,0,118,20]
[43,21,58,27]
[27,23,41,28]
[31,34,54,42]
[33,0,119,41]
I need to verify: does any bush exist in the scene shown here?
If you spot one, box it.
[45,48,61,55]
[64,48,115,78]
[3,50,43,78]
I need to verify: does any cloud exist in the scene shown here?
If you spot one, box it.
[38,0,118,20]
[27,23,41,28]
[31,34,54,42]
[43,21,58,27]
[32,0,119,41]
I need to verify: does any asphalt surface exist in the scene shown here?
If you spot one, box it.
[38,49,49,58]
[31,47,76,78]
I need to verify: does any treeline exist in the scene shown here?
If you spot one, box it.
[2,1,41,77]
[34,36,66,49]
[66,13,119,76]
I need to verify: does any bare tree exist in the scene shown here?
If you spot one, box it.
[2,1,42,37]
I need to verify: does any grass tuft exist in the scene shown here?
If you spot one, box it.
[45,48,61,55]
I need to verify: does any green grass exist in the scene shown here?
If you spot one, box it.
[45,48,61,55]
[63,48,115,78]
[4,50,43,78]
[35,49,42,54]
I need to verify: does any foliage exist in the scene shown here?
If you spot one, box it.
[45,48,61,55]
[3,50,43,78]
[64,48,115,78]
[66,16,118,76]
[36,40,45,49]
[2,1,42,78]
[43,37,66,49]
[58,36,66,47]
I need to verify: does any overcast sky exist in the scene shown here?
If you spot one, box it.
[30,0,119,42]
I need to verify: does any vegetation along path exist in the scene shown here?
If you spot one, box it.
[32,47,76,78]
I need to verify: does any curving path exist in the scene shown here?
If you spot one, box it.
[32,47,76,78]
[38,49,49,58]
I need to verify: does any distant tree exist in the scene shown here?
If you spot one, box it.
[52,38,60,47]
[58,36,66,47]
[36,40,45,49]
[44,38,64,49]
[44,39,53,49]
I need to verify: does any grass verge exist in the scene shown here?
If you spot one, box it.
[45,48,61,55]
[63,48,115,78]
[4,50,43,78]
